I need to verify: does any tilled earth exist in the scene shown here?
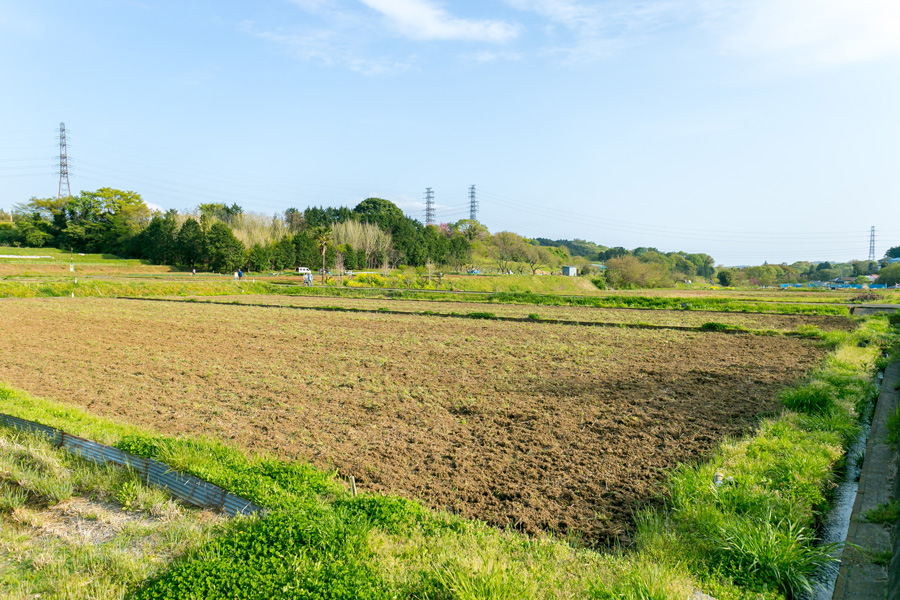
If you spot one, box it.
[0,298,828,544]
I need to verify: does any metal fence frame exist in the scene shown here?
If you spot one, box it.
[0,412,260,517]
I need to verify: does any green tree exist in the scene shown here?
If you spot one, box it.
[884,247,900,260]
[489,231,527,273]
[717,269,735,286]
[13,213,53,247]
[604,256,674,288]
[206,222,245,273]
[877,264,900,286]
[137,210,179,265]
[247,243,273,272]
[176,217,205,268]
[452,219,489,242]
[352,198,404,231]
[523,244,556,275]
[598,247,629,261]
[272,236,296,270]
[294,232,318,269]
[0,222,19,245]
[58,188,150,254]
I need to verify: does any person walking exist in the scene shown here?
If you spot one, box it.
[238,269,243,281]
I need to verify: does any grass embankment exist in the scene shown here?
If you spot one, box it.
[0,246,176,277]
[0,317,894,599]
[0,246,146,264]
[443,274,599,294]
[0,279,850,317]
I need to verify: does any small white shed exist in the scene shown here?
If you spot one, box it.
[561,266,578,277]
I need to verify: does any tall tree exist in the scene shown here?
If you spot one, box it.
[311,226,332,283]
[352,197,404,231]
[206,222,245,273]
[176,217,206,268]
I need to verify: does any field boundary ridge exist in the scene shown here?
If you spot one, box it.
[121,296,820,337]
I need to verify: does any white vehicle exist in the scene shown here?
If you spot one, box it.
[297,267,312,275]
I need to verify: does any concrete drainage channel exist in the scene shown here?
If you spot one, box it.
[0,412,261,518]
[821,361,899,600]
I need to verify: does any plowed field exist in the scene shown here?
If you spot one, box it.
[0,298,828,544]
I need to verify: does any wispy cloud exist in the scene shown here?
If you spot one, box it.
[465,49,524,63]
[710,0,900,67]
[239,21,412,75]
[505,0,900,67]
[504,0,689,63]
[358,0,520,43]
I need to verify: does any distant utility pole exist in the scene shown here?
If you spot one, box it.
[58,122,71,200]
[468,184,478,221]
[869,226,876,262]
[424,187,435,226]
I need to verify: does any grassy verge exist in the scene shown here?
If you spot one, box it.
[1,279,850,316]
[0,425,225,600]
[0,317,893,598]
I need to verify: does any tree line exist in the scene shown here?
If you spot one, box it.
[4,190,897,287]
[0,191,475,273]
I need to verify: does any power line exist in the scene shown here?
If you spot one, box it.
[469,184,478,221]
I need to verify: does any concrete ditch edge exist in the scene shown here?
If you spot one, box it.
[832,361,899,600]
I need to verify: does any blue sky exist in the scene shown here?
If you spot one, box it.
[1,0,898,265]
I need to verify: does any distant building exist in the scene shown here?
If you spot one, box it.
[561,266,578,277]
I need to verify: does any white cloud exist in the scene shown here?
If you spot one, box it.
[504,0,900,67]
[503,0,689,63]
[712,0,900,66]
[358,0,521,42]
[465,49,524,63]
[239,21,412,75]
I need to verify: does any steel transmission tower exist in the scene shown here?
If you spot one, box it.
[468,185,478,221]
[58,122,72,199]
[424,187,435,226]
[869,226,876,262]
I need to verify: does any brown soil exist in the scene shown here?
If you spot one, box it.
[0,298,829,545]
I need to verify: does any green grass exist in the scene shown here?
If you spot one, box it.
[887,406,900,444]
[0,425,225,600]
[486,291,850,316]
[0,246,150,265]
[864,500,900,525]
[0,316,894,599]
[0,276,852,317]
